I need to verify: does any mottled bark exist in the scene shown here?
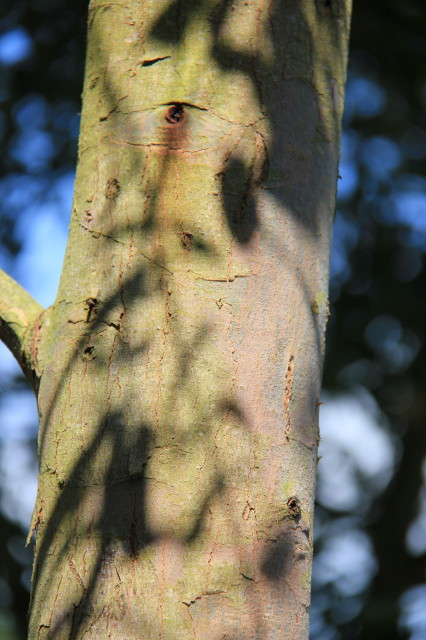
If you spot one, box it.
[0,0,351,638]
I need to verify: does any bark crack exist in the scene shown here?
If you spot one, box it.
[140,56,171,67]
[79,224,173,273]
[69,559,87,592]
[191,271,253,282]
[284,355,294,438]
[182,590,224,606]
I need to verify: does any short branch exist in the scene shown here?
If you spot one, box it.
[0,270,44,378]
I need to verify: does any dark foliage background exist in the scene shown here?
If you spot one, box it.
[0,0,425,638]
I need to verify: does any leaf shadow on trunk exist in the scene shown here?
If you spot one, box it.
[149,0,351,402]
[28,1,351,636]
[31,76,254,640]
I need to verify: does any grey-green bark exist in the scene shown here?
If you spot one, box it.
[0,1,351,637]
[0,270,43,388]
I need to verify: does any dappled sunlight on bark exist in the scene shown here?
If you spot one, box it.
[0,1,351,637]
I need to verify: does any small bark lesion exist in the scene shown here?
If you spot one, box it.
[85,297,99,323]
[105,177,120,199]
[178,231,193,251]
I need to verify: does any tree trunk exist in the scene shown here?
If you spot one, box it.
[0,1,351,637]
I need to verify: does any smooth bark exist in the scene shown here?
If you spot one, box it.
[0,1,351,638]
[0,270,43,387]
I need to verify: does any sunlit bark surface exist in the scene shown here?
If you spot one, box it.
[19,1,351,637]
